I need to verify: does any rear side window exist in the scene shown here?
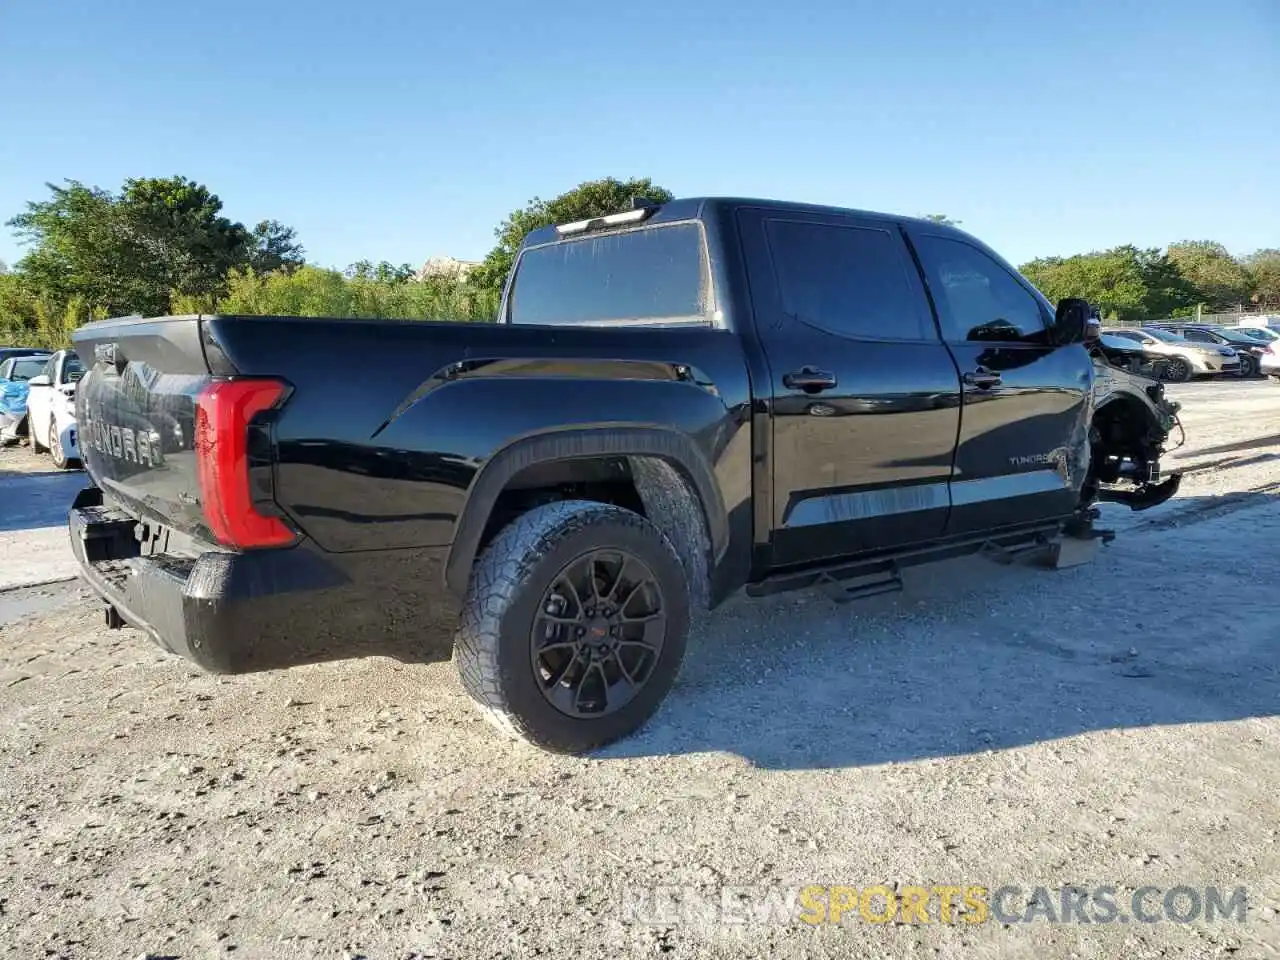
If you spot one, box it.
[764,219,931,340]
[913,235,1050,345]
[508,222,710,326]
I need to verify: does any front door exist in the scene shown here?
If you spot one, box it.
[738,208,962,568]
[904,228,1091,534]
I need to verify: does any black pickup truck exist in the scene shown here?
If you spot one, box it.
[67,197,1181,753]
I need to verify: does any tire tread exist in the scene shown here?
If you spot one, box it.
[453,499,687,751]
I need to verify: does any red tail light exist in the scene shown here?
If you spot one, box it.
[194,379,296,549]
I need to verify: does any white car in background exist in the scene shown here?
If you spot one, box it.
[26,349,85,469]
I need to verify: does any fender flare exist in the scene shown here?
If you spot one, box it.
[445,425,729,598]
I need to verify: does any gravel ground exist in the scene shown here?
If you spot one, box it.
[1,379,1278,959]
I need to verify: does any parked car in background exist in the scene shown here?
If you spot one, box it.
[0,351,54,444]
[1237,315,1280,333]
[1237,326,1280,345]
[26,349,85,468]
[1259,340,1280,380]
[1093,333,1167,379]
[1148,323,1268,378]
[1102,327,1239,382]
[0,345,53,365]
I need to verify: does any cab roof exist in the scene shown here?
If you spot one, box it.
[520,197,970,248]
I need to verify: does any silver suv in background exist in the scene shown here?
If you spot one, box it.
[1102,327,1240,382]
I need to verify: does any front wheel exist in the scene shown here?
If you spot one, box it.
[1161,357,1193,383]
[454,500,690,754]
[48,418,78,470]
[1237,355,1257,378]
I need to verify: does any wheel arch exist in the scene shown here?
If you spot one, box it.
[445,426,728,601]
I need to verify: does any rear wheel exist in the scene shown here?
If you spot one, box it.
[1238,355,1256,378]
[454,500,690,754]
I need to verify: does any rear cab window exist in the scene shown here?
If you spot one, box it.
[507,222,712,326]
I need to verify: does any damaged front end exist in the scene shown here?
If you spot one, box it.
[1083,355,1182,512]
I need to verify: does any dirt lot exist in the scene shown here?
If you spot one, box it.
[1,380,1278,959]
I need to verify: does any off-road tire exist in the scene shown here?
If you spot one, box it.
[454,499,690,754]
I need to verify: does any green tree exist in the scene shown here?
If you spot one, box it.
[1020,245,1197,324]
[8,181,139,312]
[248,219,305,274]
[470,177,674,293]
[7,177,297,318]
[1166,240,1251,312]
[922,213,961,226]
[206,265,497,321]
[115,176,252,312]
[1243,249,1280,310]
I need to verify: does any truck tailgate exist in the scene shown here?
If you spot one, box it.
[72,315,222,541]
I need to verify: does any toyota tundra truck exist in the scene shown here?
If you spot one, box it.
[67,197,1181,753]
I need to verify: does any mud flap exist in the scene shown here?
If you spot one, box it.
[1043,536,1103,569]
[1039,508,1116,570]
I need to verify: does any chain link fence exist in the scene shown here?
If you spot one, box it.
[1110,309,1280,330]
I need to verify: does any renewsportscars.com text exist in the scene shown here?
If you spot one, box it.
[619,884,1249,927]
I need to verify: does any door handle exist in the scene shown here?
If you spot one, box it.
[783,367,838,393]
[962,369,1002,389]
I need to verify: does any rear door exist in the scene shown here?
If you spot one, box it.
[738,207,962,567]
[905,228,1091,534]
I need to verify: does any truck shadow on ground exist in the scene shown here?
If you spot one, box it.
[600,491,1280,770]
[0,469,87,533]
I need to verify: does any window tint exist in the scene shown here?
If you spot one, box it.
[913,236,1049,344]
[764,219,930,340]
[509,222,709,326]
[1182,329,1212,342]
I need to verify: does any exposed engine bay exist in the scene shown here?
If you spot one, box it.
[1082,346,1183,512]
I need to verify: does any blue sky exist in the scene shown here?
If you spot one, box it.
[1,0,1276,272]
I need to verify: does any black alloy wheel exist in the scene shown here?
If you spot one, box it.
[531,549,667,718]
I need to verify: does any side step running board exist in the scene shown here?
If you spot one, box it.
[746,521,1063,601]
[816,562,904,605]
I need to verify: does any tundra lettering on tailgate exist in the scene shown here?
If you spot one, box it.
[81,411,164,467]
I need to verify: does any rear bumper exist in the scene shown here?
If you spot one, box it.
[69,487,460,673]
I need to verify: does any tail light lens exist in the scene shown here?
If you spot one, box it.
[194,379,297,549]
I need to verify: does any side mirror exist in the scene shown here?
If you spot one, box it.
[1053,298,1091,345]
[27,375,51,387]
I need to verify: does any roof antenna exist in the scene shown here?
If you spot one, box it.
[629,196,656,210]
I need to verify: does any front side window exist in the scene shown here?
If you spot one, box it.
[913,236,1049,344]
[509,222,710,326]
[764,219,931,341]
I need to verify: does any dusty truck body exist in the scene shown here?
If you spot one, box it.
[66,197,1180,753]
